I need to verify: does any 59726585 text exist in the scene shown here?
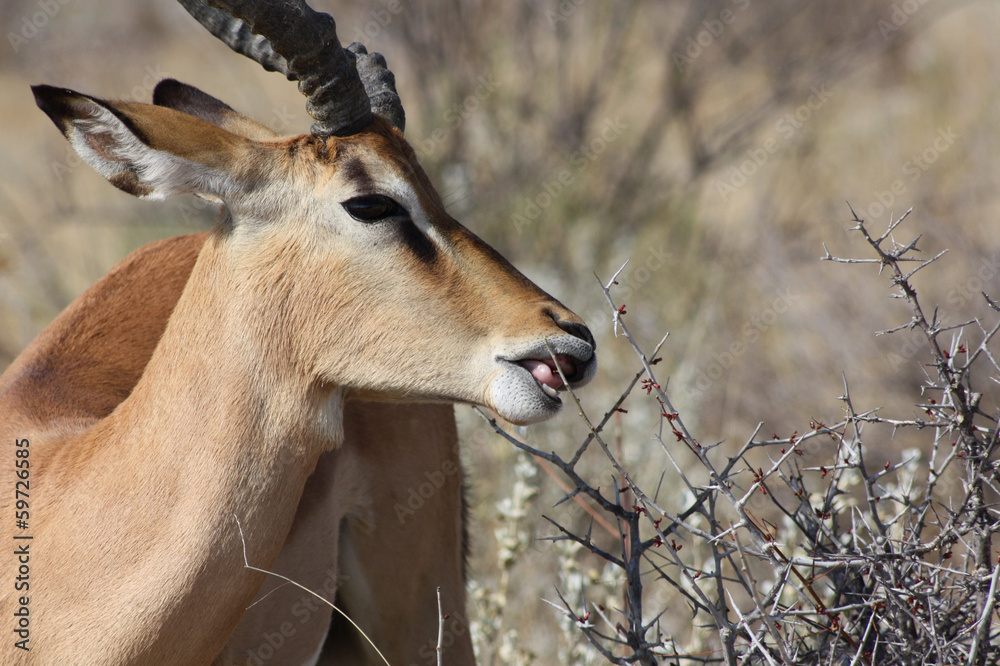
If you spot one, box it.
[13,438,32,652]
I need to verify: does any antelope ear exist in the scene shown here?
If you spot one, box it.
[152,79,280,141]
[32,84,258,202]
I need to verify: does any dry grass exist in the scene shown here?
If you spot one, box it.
[3,0,1000,662]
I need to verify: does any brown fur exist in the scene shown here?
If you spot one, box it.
[4,85,593,664]
[1,233,472,665]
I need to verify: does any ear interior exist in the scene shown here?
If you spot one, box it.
[34,85,158,197]
[33,84,253,202]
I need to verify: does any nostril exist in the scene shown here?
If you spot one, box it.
[556,320,596,351]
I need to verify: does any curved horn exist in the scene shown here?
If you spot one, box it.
[348,43,405,133]
[178,0,289,76]
[179,0,382,137]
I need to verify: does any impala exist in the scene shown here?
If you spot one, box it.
[1,0,595,664]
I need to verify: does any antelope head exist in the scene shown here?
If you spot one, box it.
[32,0,596,430]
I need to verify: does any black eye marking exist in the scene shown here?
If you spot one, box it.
[400,219,438,264]
[340,193,438,264]
[341,194,407,223]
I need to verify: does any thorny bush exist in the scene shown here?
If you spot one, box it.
[480,208,1000,665]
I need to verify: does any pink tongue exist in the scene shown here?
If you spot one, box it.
[521,357,575,390]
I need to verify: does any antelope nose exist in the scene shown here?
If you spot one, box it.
[556,319,596,352]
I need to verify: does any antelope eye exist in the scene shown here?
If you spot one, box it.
[341,195,406,222]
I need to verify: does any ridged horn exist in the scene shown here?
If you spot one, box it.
[179,0,403,136]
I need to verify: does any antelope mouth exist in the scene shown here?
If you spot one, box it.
[516,355,580,399]
[488,335,596,425]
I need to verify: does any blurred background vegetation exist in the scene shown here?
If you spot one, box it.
[3,0,1000,661]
